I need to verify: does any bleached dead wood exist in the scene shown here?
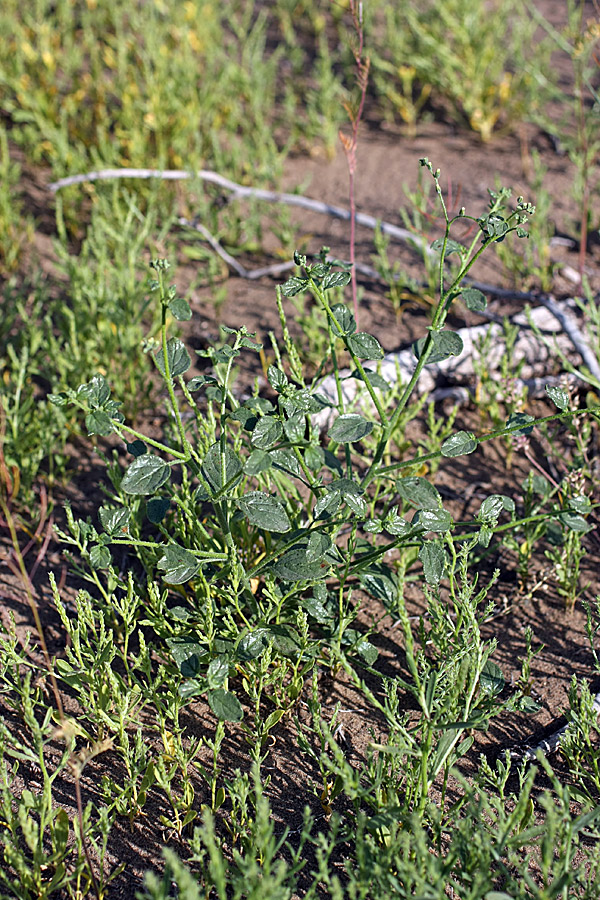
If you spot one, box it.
[312,305,587,431]
[49,167,600,410]
[49,167,424,252]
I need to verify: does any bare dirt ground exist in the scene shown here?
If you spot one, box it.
[2,3,600,894]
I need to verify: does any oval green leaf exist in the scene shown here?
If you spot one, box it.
[251,416,283,449]
[441,431,478,458]
[413,330,464,365]
[121,455,170,495]
[419,541,446,585]
[347,333,384,360]
[208,688,244,722]
[328,414,374,443]
[154,337,191,378]
[158,544,200,584]
[202,443,243,493]
[322,270,352,290]
[479,660,505,696]
[397,476,441,510]
[168,298,192,321]
[414,508,452,533]
[461,287,487,312]
[545,384,569,410]
[244,449,273,476]
[85,410,114,436]
[330,304,356,336]
[237,491,291,533]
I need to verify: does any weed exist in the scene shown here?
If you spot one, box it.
[372,0,551,141]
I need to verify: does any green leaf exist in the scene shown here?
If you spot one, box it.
[48,391,69,406]
[330,304,356,336]
[344,492,367,516]
[89,545,111,569]
[431,238,465,257]
[267,366,288,392]
[52,809,69,854]
[237,629,270,661]
[396,476,441,510]
[484,893,515,900]
[322,271,352,290]
[301,593,333,624]
[147,497,170,524]
[267,624,302,658]
[347,333,384,360]
[187,374,218,391]
[168,298,192,320]
[545,384,569,410]
[349,368,390,392]
[413,508,452,533]
[419,542,446,585]
[127,439,147,456]
[569,495,591,515]
[328,414,374,443]
[85,409,114,436]
[558,512,591,533]
[264,708,286,731]
[202,443,243,493]
[314,491,341,519]
[359,565,398,608]
[98,507,130,536]
[356,639,378,665]
[273,539,334,581]
[244,449,272,475]
[305,531,332,563]
[383,511,412,535]
[158,545,200,584]
[283,411,306,443]
[155,337,191,378]
[479,660,505,696]
[304,444,324,472]
[239,336,262,351]
[251,416,283,449]
[178,679,205,700]
[237,491,291,533]
[121,455,170,495]
[281,276,309,297]
[413,330,464,364]
[77,374,110,407]
[208,688,243,722]
[270,448,302,476]
[461,287,487,312]
[507,412,535,435]
[441,431,478,457]
[167,639,201,676]
[479,494,513,523]
[207,656,229,688]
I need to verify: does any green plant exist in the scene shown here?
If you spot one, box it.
[0,128,34,275]
[494,151,557,291]
[372,169,466,317]
[51,165,594,721]
[0,622,90,899]
[372,0,551,141]
[526,0,600,277]
[36,162,600,898]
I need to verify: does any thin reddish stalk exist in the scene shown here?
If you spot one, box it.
[339,0,370,329]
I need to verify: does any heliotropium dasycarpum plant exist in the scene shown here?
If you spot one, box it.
[50,161,596,741]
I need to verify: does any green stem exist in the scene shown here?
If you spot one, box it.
[157,270,191,457]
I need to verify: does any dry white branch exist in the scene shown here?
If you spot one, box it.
[49,166,424,251]
[312,305,586,431]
